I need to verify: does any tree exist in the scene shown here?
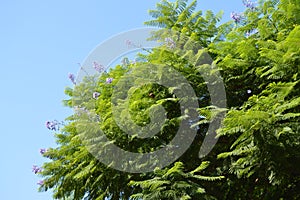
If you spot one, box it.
[35,0,300,199]
[208,0,300,198]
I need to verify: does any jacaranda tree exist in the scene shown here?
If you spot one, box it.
[34,0,300,199]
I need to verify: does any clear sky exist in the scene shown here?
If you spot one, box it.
[0,0,244,199]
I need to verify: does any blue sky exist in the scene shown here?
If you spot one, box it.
[0,0,244,199]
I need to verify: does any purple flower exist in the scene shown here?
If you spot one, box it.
[39,148,47,155]
[243,0,256,9]
[45,121,58,131]
[165,37,176,49]
[68,73,76,85]
[45,121,50,129]
[231,12,242,23]
[74,106,89,116]
[37,180,44,186]
[247,89,252,94]
[92,92,101,99]
[125,39,142,48]
[125,39,133,48]
[106,78,113,84]
[32,165,42,174]
[93,61,105,73]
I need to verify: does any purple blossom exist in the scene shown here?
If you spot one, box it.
[92,92,101,99]
[165,37,176,49]
[125,39,133,48]
[32,165,42,174]
[74,106,89,116]
[37,180,44,186]
[125,39,142,48]
[39,148,47,155]
[45,120,63,131]
[247,89,252,94]
[106,78,113,84]
[68,73,76,85]
[93,61,105,73]
[243,0,256,9]
[45,121,58,131]
[231,12,242,23]
[45,121,51,129]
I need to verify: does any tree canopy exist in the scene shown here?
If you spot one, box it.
[35,0,300,199]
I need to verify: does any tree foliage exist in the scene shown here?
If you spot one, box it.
[36,0,300,199]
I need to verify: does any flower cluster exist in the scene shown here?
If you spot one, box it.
[106,77,113,84]
[68,73,76,85]
[231,0,256,24]
[45,120,63,131]
[125,39,133,48]
[231,12,243,23]
[125,39,142,49]
[33,164,45,186]
[32,165,43,174]
[74,106,89,115]
[45,120,57,131]
[40,148,47,155]
[165,37,176,49]
[243,0,256,10]
[74,106,98,120]
[37,180,44,186]
[93,61,106,73]
[93,92,101,99]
